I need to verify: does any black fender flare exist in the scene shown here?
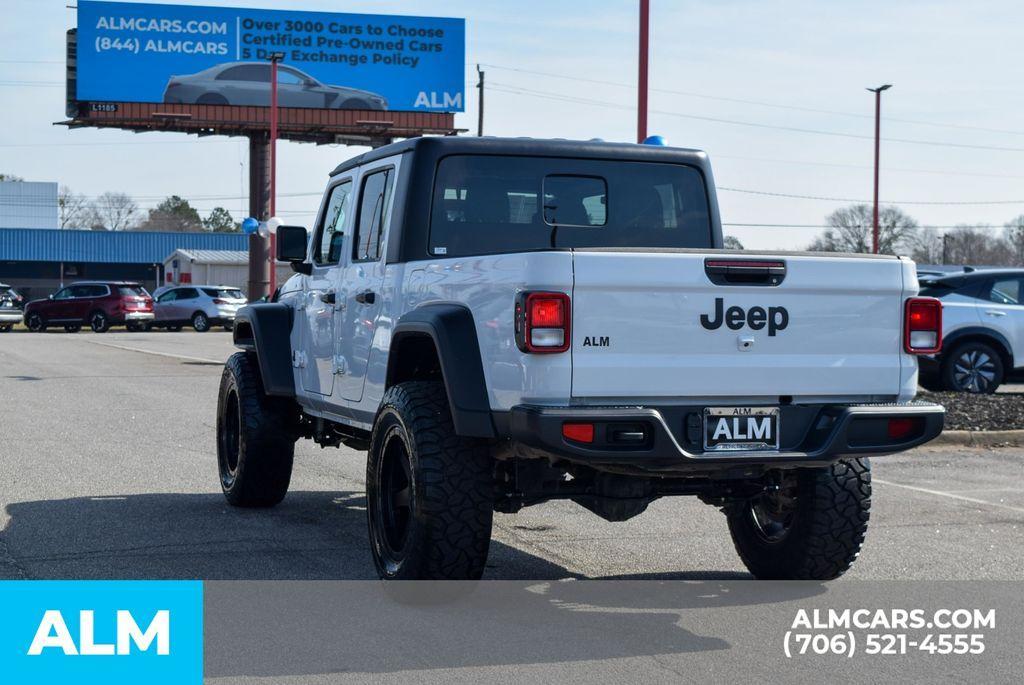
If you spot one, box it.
[232,303,295,397]
[942,326,1014,368]
[387,304,495,438]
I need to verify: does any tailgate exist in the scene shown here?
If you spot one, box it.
[571,251,908,400]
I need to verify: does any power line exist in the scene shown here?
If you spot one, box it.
[480,63,1024,137]
[487,82,1024,153]
[718,186,1024,206]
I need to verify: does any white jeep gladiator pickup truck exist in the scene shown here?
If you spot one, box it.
[217,137,945,580]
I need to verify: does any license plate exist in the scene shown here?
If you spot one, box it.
[703,407,780,452]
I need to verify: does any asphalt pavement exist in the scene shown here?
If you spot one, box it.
[2,328,1022,582]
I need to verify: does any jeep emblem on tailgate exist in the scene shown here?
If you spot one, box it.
[700,298,789,336]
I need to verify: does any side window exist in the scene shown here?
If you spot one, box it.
[158,290,178,303]
[87,285,108,297]
[68,285,91,298]
[53,288,73,300]
[178,288,199,300]
[353,169,394,262]
[987,279,1022,305]
[217,65,268,82]
[278,68,305,85]
[314,180,353,265]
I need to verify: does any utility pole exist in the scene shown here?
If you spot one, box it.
[867,84,891,254]
[637,0,650,143]
[476,64,485,136]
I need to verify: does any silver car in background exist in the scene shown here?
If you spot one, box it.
[150,285,247,332]
[0,282,24,332]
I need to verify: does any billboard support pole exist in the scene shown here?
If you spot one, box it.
[637,0,650,144]
[246,135,271,301]
[476,64,485,137]
[268,53,284,297]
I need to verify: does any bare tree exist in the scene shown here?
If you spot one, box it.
[722,235,745,250]
[1004,215,1024,266]
[942,225,1012,266]
[808,204,918,255]
[905,226,944,265]
[89,192,140,231]
[0,173,25,182]
[58,186,92,229]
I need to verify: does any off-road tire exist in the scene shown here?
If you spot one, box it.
[727,459,871,580]
[367,381,495,580]
[216,351,296,507]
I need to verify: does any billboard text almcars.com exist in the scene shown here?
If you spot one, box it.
[76,1,465,112]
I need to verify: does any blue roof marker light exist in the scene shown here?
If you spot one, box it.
[642,135,667,146]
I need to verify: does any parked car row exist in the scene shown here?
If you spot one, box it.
[9,281,247,334]
[0,282,25,332]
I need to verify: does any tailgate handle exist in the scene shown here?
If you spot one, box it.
[705,259,786,286]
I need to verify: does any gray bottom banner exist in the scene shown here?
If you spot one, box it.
[205,581,1022,683]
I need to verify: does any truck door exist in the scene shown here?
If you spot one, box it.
[335,163,395,403]
[301,178,353,396]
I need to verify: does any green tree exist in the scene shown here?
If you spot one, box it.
[202,206,240,232]
[136,195,203,232]
[0,173,25,182]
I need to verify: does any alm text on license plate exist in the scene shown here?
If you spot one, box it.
[703,407,780,452]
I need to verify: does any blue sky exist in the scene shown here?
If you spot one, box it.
[2,0,1023,249]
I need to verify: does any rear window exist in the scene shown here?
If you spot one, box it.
[118,285,147,297]
[428,155,711,258]
[202,288,245,300]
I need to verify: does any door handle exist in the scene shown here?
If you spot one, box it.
[985,310,1007,317]
[355,290,376,305]
[320,292,336,304]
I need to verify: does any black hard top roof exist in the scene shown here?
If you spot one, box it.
[329,136,709,177]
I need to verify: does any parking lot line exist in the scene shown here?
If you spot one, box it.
[82,339,224,365]
[874,477,1024,515]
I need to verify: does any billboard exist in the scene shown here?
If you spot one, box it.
[75,1,465,112]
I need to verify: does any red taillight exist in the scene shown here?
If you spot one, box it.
[213,298,227,305]
[904,297,942,354]
[515,291,570,353]
[562,422,595,443]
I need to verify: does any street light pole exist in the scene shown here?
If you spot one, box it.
[867,84,891,254]
[268,52,284,296]
[637,0,650,143]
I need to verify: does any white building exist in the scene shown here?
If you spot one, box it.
[0,181,59,229]
[163,249,290,291]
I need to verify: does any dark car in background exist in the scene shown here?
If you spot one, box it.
[23,281,154,333]
[163,62,388,110]
[0,282,24,332]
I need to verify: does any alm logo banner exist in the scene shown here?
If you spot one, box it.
[0,581,202,684]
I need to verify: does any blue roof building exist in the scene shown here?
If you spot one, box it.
[0,228,250,300]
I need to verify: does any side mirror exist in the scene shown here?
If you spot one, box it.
[48,294,54,300]
[275,225,312,275]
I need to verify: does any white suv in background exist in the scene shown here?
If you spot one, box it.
[919,269,1024,393]
[150,285,247,332]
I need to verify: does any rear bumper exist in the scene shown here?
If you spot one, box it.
[507,402,945,474]
[122,311,155,321]
[0,310,23,323]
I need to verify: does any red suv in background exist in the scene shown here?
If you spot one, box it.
[24,281,154,333]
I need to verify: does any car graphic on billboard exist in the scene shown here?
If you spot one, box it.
[163,62,387,109]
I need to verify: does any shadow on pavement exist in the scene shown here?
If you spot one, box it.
[0,491,568,580]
